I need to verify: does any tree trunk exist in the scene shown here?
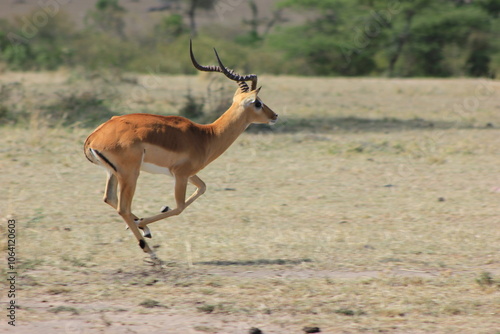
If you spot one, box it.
[187,0,198,37]
[388,10,414,77]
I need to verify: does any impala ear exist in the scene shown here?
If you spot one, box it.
[254,86,262,94]
[242,90,260,107]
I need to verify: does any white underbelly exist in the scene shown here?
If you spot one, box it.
[141,162,172,176]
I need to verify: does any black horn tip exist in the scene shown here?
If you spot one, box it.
[189,38,194,56]
[213,48,224,67]
[189,39,197,65]
[190,40,221,73]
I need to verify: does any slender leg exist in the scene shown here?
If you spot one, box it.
[103,172,118,208]
[138,174,206,227]
[104,172,140,221]
[116,170,156,258]
[185,175,207,207]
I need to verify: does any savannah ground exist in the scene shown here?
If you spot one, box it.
[0,72,499,333]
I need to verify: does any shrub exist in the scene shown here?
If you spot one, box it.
[476,271,499,288]
[178,88,204,121]
[41,89,118,127]
[0,83,28,125]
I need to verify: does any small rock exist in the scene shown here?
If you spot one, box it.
[303,326,321,333]
[438,197,445,202]
[249,327,263,334]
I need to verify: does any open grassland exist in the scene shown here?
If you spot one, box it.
[0,72,499,333]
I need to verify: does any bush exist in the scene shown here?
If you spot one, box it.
[41,88,118,127]
[178,88,204,121]
[0,83,28,125]
[0,11,75,70]
[0,2,498,77]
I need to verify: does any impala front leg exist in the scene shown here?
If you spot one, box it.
[138,175,206,228]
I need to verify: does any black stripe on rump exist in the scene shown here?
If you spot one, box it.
[93,149,117,172]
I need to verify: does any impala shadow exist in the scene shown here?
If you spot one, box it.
[194,258,313,266]
[248,116,474,133]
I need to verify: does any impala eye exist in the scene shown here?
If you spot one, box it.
[254,100,262,109]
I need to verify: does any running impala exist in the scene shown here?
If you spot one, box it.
[84,41,278,262]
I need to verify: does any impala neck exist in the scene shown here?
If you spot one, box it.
[205,104,249,162]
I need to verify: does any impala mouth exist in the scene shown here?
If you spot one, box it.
[269,118,278,125]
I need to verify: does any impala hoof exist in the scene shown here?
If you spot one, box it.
[141,226,152,239]
[161,205,170,213]
[133,219,152,238]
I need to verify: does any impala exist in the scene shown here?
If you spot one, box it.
[84,41,278,262]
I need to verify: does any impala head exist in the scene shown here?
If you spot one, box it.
[190,40,278,125]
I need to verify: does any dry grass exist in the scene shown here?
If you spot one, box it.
[1,72,499,333]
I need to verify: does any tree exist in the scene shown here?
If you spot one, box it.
[154,13,188,42]
[238,0,286,45]
[156,0,218,36]
[273,0,379,75]
[276,0,497,77]
[186,0,218,36]
[401,3,492,76]
[0,11,75,70]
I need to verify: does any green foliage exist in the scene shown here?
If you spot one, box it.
[96,0,124,11]
[48,306,79,315]
[476,0,500,17]
[138,299,163,308]
[70,33,141,71]
[466,32,492,77]
[0,12,74,70]
[197,304,216,313]
[476,271,499,288]
[406,5,491,76]
[276,0,498,77]
[0,1,498,77]
[155,14,188,41]
[0,83,28,125]
[85,0,126,39]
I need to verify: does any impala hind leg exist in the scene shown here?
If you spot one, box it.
[104,172,141,222]
[116,171,157,260]
[103,172,118,208]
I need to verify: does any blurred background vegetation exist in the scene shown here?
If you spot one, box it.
[0,0,499,78]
